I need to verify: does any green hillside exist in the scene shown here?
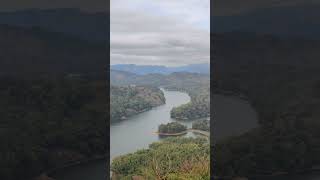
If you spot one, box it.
[0,77,107,180]
[111,137,210,180]
[111,71,210,121]
[110,85,165,123]
[213,33,320,177]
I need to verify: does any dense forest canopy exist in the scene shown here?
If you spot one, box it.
[158,122,187,134]
[111,70,210,121]
[110,70,211,179]
[192,120,210,132]
[110,85,165,123]
[212,32,320,177]
[0,22,109,180]
[0,76,107,180]
[111,137,210,179]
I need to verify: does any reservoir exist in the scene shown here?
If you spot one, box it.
[212,94,258,140]
[52,90,261,180]
[110,89,191,161]
[52,89,191,180]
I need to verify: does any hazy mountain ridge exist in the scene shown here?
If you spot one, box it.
[0,24,106,77]
[212,4,320,39]
[0,8,108,42]
[111,63,210,75]
[110,69,209,87]
[213,0,320,16]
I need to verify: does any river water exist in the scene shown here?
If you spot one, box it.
[52,89,192,180]
[212,94,258,140]
[110,89,192,162]
[52,90,277,180]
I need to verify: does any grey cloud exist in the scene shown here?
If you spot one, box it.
[111,4,209,67]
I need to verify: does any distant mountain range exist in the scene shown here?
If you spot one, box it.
[212,4,320,39]
[0,6,318,42]
[0,8,108,42]
[111,63,210,75]
[110,69,209,88]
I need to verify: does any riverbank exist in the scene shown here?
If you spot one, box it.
[110,89,191,163]
[154,128,210,137]
[111,85,166,123]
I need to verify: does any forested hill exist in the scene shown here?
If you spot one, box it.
[111,70,210,120]
[111,137,210,179]
[212,32,320,177]
[0,77,108,180]
[110,85,165,123]
[111,70,209,88]
[0,24,107,78]
[0,23,108,179]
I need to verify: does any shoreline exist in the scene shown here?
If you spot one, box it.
[212,89,320,179]
[154,128,210,137]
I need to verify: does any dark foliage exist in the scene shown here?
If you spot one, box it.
[0,76,107,180]
[212,33,320,176]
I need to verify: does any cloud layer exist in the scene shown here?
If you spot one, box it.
[111,0,210,67]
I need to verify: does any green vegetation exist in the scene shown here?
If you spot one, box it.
[158,122,187,134]
[0,23,109,179]
[215,128,320,177]
[171,101,209,120]
[110,85,165,123]
[213,33,320,177]
[0,76,107,180]
[110,71,210,179]
[162,74,210,121]
[192,120,210,132]
[111,71,210,121]
[111,137,210,180]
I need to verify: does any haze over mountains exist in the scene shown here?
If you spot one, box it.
[0,24,106,77]
[111,63,210,75]
[211,3,320,39]
[0,8,108,42]
[213,0,320,16]
[0,9,108,77]
[0,4,318,43]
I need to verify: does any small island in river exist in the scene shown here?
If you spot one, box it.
[155,121,210,137]
[157,122,188,136]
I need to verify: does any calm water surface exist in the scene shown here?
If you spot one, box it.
[110,89,192,161]
[212,94,258,140]
[53,89,192,180]
[53,91,319,180]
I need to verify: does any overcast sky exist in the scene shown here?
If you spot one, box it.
[111,0,210,67]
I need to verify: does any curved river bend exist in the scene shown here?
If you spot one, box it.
[53,90,282,180]
[52,89,192,180]
[110,89,192,161]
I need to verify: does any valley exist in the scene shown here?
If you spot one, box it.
[109,69,211,179]
[111,70,210,122]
